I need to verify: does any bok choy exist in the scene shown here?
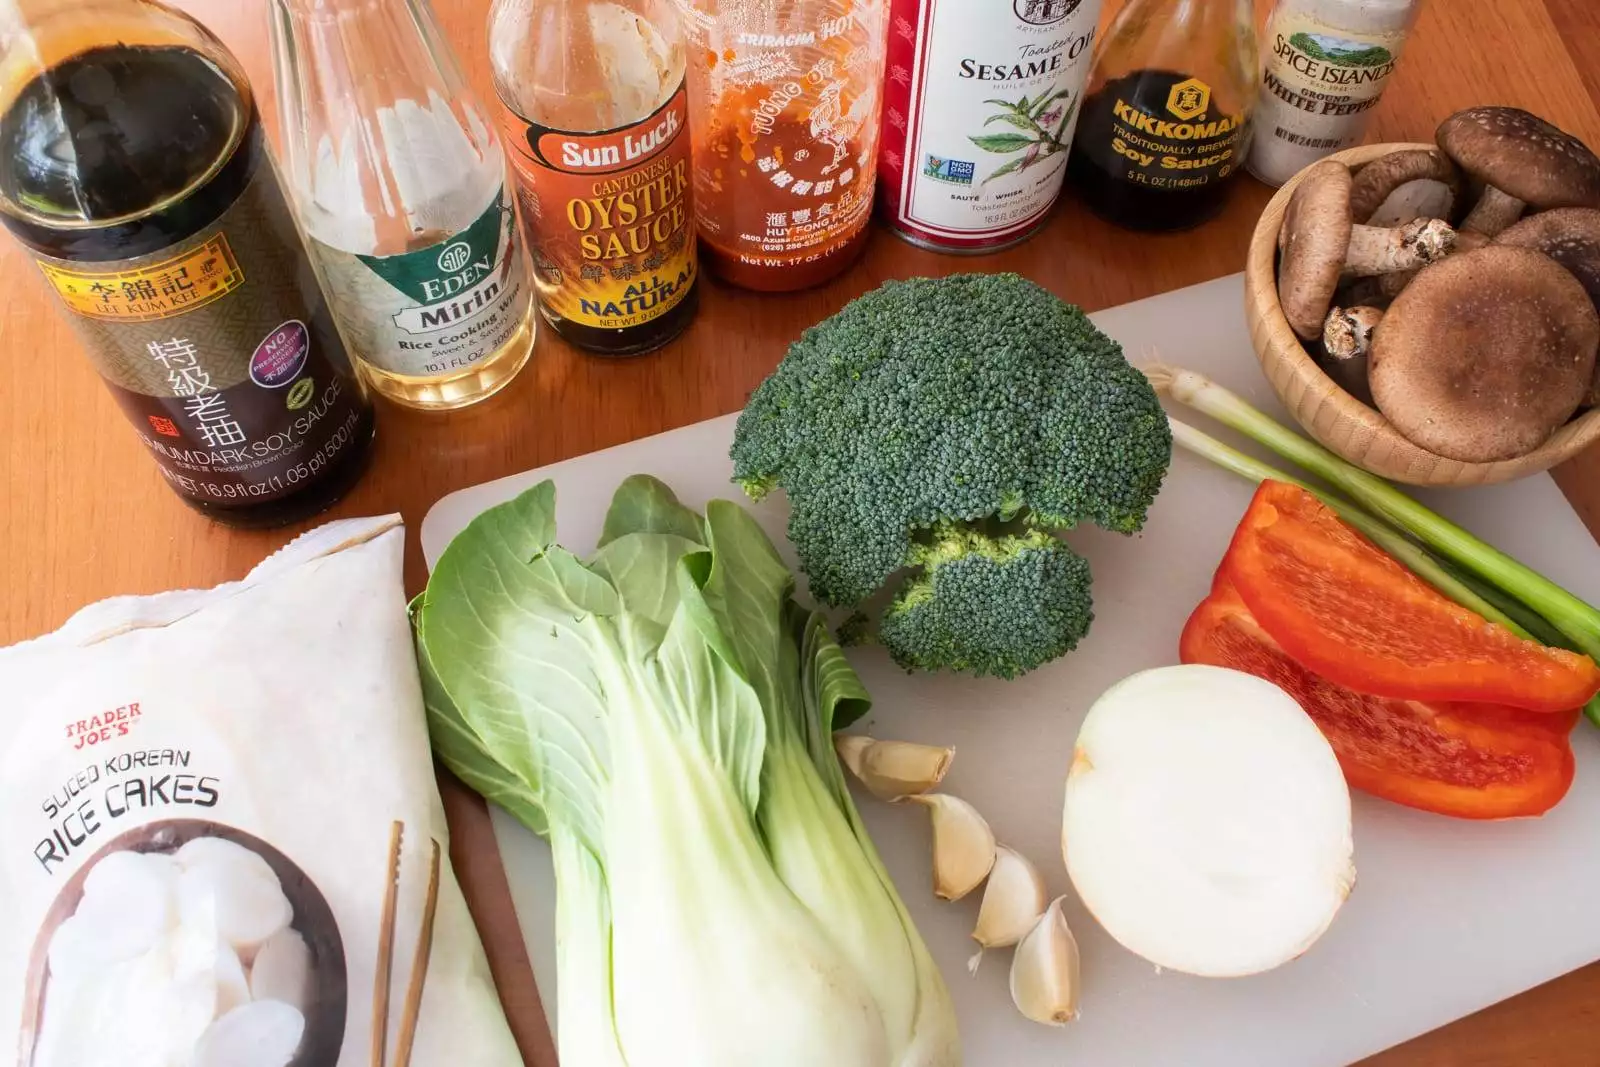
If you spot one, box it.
[412,476,960,1067]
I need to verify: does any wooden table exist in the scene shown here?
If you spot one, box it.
[3,0,1598,1063]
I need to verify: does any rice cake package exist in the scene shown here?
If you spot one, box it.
[0,517,522,1067]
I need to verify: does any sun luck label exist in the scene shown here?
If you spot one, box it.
[501,83,698,331]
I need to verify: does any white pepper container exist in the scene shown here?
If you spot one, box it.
[1246,0,1422,186]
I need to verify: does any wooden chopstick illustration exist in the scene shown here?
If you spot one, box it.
[372,822,403,1067]
[372,820,443,1067]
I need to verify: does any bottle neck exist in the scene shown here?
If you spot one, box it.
[0,4,261,259]
[270,0,501,255]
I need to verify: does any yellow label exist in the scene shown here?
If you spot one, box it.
[1166,78,1212,121]
[37,234,245,322]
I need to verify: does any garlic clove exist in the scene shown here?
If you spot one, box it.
[835,734,955,801]
[901,793,995,901]
[1009,896,1081,1026]
[968,845,1049,975]
[835,734,874,779]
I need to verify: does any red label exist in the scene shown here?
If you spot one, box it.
[531,94,687,175]
[64,702,143,751]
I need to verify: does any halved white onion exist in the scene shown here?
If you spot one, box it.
[1063,665,1354,978]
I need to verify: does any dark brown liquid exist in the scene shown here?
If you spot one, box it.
[0,44,374,527]
[1068,69,1243,232]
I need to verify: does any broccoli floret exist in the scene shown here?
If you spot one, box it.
[730,272,1171,678]
[879,526,1094,679]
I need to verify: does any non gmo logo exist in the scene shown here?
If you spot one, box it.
[437,241,472,274]
[1014,0,1081,25]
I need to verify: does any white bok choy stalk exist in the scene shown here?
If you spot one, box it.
[412,476,959,1067]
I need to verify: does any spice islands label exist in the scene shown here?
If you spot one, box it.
[1257,12,1407,156]
[501,83,696,330]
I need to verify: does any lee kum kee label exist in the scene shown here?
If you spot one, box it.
[31,164,369,509]
[501,83,697,330]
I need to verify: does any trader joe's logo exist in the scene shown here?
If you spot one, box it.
[1013,0,1081,26]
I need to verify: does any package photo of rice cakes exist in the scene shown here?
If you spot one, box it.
[0,517,521,1067]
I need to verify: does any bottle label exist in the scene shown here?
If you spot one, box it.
[308,185,529,379]
[1079,72,1248,194]
[1250,12,1409,180]
[879,0,1103,248]
[32,163,370,509]
[500,82,696,332]
[38,234,246,321]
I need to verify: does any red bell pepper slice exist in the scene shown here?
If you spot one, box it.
[1219,481,1600,714]
[1180,582,1577,819]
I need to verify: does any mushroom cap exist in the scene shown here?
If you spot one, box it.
[1349,149,1461,223]
[1436,107,1600,210]
[1495,207,1600,310]
[1370,245,1600,462]
[1498,208,1600,407]
[1279,161,1355,341]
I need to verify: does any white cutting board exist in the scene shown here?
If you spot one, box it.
[421,273,1600,1067]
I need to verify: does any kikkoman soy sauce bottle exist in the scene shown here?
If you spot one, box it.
[0,0,375,526]
[1067,0,1259,231]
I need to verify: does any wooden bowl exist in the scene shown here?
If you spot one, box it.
[1244,141,1600,486]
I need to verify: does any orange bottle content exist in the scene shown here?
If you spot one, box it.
[679,7,889,292]
[696,116,872,291]
[488,0,700,355]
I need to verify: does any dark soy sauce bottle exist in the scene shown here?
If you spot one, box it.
[0,0,375,527]
[1067,0,1258,232]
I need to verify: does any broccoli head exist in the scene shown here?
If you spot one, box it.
[879,526,1094,680]
[730,272,1171,678]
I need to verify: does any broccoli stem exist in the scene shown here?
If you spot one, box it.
[1167,418,1533,639]
[1152,365,1600,728]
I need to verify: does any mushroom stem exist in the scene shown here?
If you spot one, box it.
[1320,306,1381,404]
[1346,218,1457,275]
[1323,306,1383,361]
[1460,185,1526,237]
